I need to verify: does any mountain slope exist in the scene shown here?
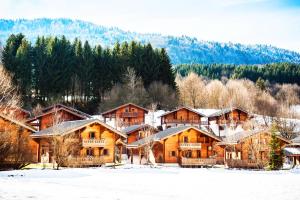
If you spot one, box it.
[0,18,300,65]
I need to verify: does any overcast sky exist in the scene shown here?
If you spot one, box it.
[1,0,300,52]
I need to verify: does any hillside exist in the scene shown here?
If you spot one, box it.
[1,18,300,64]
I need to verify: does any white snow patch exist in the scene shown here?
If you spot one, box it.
[0,166,300,200]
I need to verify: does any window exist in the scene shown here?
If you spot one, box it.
[169,151,176,157]
[183,136,189,143]
[139,131,145,139]
[103,149,109,156]
[89,132,95,139]
[87,148,93,156]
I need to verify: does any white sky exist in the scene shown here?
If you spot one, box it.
[1,0,300,52]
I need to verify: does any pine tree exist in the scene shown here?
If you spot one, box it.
[256,77,266,91]
[269,124,283,170]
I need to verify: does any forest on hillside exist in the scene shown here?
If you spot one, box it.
[1,34,176,113]
[1,19,300,65]
[175,63,300,85]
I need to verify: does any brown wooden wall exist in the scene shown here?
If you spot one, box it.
[39,110,83,130]
[105,104,146,126]
[224,132,289,164]
[34,123,123,164]
[162,108,202,124]
[132,128,219,164]
[0,117,38,163]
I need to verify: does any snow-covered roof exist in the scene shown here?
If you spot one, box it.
[122,124,155,134]
[194,109,220,117]
[31,119,127,138]
[284,147,300,156]
[128,126,221,148]
[219,129,291,145]
[292,136,300,145]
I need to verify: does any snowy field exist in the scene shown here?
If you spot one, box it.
[0,165,300,200]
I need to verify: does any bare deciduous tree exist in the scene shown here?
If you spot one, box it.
[50,108,80,169]
[0,65,21,117]
[176,72,207,108]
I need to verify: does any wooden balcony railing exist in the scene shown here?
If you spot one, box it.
[181,158,216,166]
[120,112,139,118]
[179,143,202,149]
[164,119,209,125]
[67,156,105,167]
[82,139,105,147]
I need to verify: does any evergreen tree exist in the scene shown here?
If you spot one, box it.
[256,77,266,91]
[269,124,284,170]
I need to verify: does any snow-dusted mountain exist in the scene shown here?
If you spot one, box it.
[1,18,300,65]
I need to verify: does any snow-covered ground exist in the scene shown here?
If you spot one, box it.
[0,165,300,200]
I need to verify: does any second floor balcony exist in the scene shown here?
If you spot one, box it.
[164,119,208,125]
[120,112,139,118]
[179,143,202,149]
[82,139,106,147]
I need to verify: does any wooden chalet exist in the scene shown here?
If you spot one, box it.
[102,103,148,128]
[217,129,291,168]
[123,124,158,144]
[26,104,91,131]
[127,126,222,167]
[0,113,38,163]
[30,119,127,166]
[208,107,250,126]
[284,136,300,166]
[160,106,207,128]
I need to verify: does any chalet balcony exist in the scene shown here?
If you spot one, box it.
[181,158,216,166]
[179,143,202,149]
[164,119,208,125]
[82,139,105,147]
[67,156,104,167]
[120,112,139,118]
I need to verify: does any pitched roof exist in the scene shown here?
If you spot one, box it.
[122,124,155,135]
[159,106,206,118]
[128,126,221,148]
[42,104,91,118]
[31,119,127,138]
[284,147,300,156]
[208,107,249,118]
[26,105,91,123]
[218,129,291,145]
[101,103,148,115]
[0,113,36,132]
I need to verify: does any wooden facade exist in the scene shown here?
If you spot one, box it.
[31,119,127,166]
[217,130,290,168]
[102,103,148,128]
[0,113,38,163]
[26,104,90,131]
[160,107,207,128]
[208,107,249,126]
[128,126,221,166]
[123,124,158,144]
